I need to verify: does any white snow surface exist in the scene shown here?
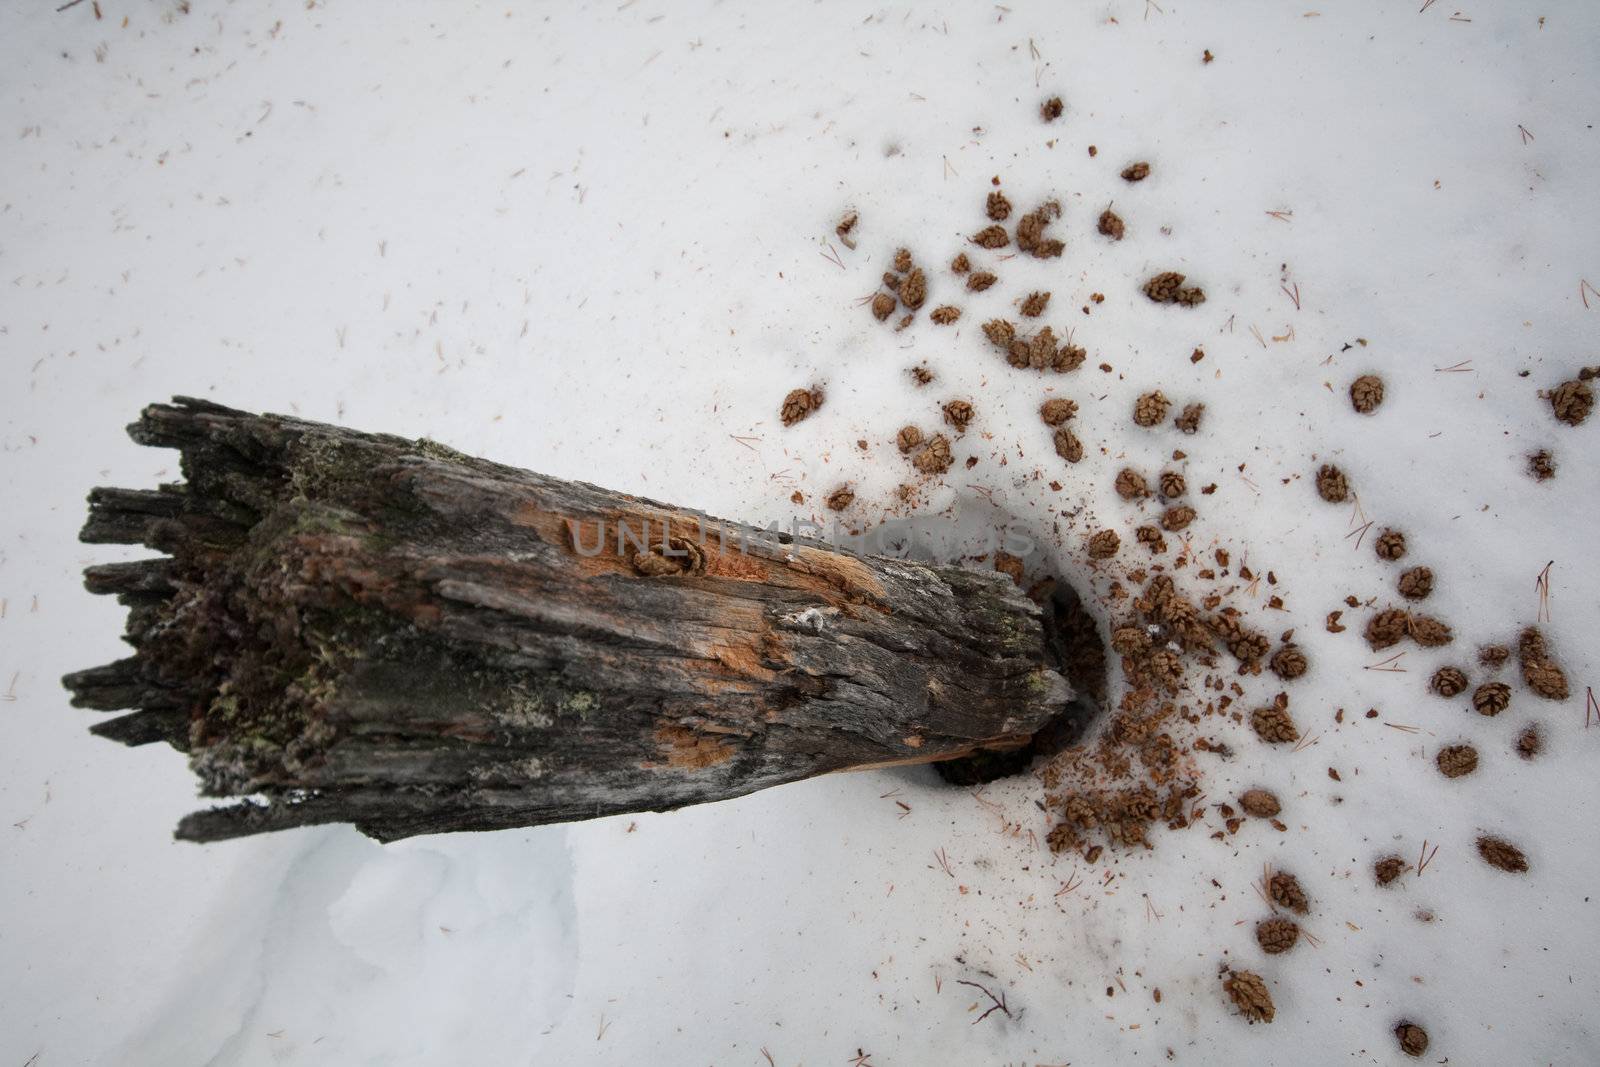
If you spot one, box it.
[3,2,1599,1064]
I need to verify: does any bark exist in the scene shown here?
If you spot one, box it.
[64,398,1076,843]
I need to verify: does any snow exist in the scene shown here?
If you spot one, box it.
[3,1,1598,1064]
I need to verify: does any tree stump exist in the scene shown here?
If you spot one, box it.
[64,399,1077,842]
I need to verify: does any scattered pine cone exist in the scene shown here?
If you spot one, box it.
[1255,917,1299,955]
[1135,525,1167,554]
[971,225,1010,249]
[1374,528,1407,561]
[981,318,1015,349]
[1174,402,1205,434]
[1395,1021,1430,1058]
[1142,271,1185,303]
[1239,789,1281,818]
[1086,529,1121,559]
[899,268,927,310]
[1407,614,1452,647]
[1115,468,1150,499]
[1549,378,1593,426]
[1365,608,1409,651]
[1479,644,1509,669]
[1476,834,1528,873]
[1430,665,1468,697]
[1397,565,1434,600]
[1160,505,1196,531]
[942,399,974,432]
[1252,704,1299,744]
[912,433,953,475]
[1315,464,1349,503]
[1519,625,1569,700]
[1528,448,1556,481]
[1014,201,1065,258]
[1267,870,1309,913]
[1053,427,1084,463]
[1133,390,1170,427]
[1472,681,1510,716]
[780,386,823,426]
[1040,398,1078,425]
[1269,645,1308,680]
[1350,374,1385,413]
[1435,743,1478,779]
[1223,970,1274,1024]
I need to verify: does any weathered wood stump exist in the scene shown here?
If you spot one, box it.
[64,399,1076,842]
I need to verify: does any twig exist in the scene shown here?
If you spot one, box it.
[1582,279,1600,309]
[933,847,954,877]
[1518,124,1534,144]
[1584,686,1597,729]
[1433,360,1473,373]
[1364,652,1407,673]
[956,979,1013,1024]
[1264,209,1293,223]
[1281,282,1302,311]
[1417,839,1439,876]
[1253,863,1274,907]
[1347,491,1368,528]
[1534,560,1554,623]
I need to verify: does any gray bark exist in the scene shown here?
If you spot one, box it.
[64,399,1075,842]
